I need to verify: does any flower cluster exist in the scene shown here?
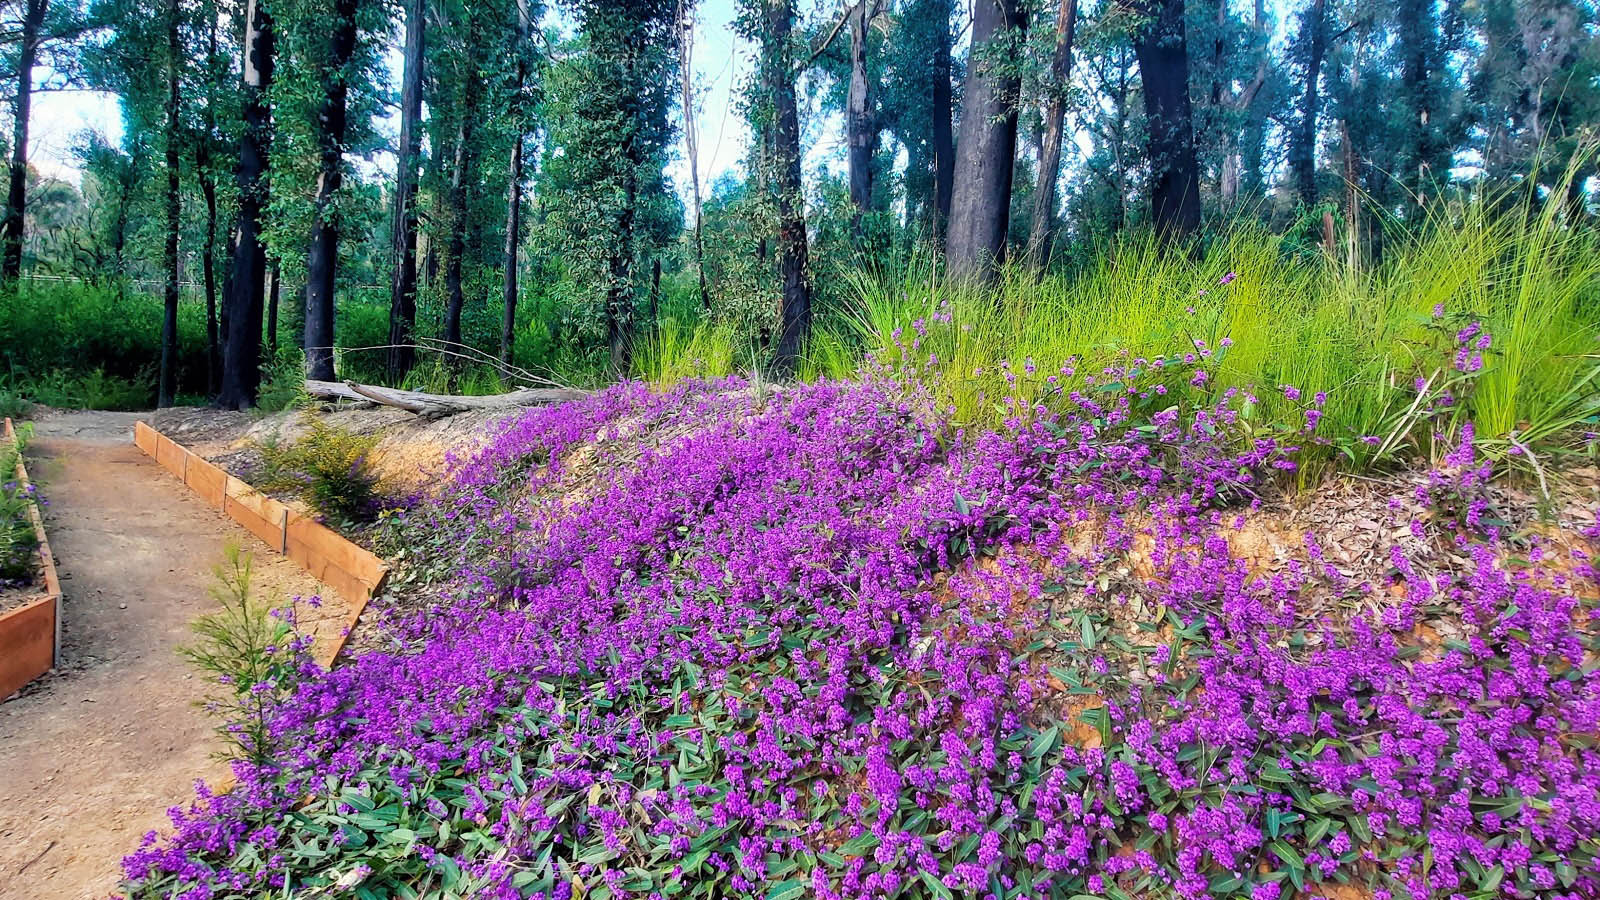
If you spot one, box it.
[122,364,1597,900]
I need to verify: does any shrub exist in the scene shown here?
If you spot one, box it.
[179,541,314,764]
[0,388,30,421]
[0,423,38,585]
[258,417,381,523]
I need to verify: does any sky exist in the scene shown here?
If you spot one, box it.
[27,0,759,204]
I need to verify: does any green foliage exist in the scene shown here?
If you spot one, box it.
[256,346,312,414]
[0,389,32,421]
[0,422,40,586]
[179,542,308,764]
[849,191,1600,470]
[258,417,382,523]
[635,317,740,385]
[0,282,209,407]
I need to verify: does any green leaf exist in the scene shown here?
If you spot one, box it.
[838,833,879,857]
[1027,724,1060,760]
[765,879,808,900]
[1270,840,1304,870]
[918,870,955,900]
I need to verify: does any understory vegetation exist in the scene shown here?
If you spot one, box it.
[256,417,383,524]
[122,322,1599,898]
[0,422,39,586]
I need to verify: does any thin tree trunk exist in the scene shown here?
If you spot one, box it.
[387,0,425,381]
[1290,0,1325,206]
[845,0,876,240]
[766,0,812,371]
[606,42,641,373]
[303,0,359,382]
[220,227,235,352]
[202,14,220,396]
[159,0,183,408]
[218,0,274,410]
[201,174,219,393]
[3,0,46,283]
[443,71,479,357]
[500,134,524,366]
[501,0,532,366]
[929,0,955,246]
[946,0,1027,283]
[1025,0,1077,269]
[268,261,280,352]
[679,1,709,311]
[648,257,661,329]
[1131,0,1202,238]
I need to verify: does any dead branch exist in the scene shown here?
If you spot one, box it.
[305,380,591,419]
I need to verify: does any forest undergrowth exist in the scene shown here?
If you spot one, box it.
[119,306,1599,900]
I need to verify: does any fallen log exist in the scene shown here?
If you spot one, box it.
[305,380,590,417]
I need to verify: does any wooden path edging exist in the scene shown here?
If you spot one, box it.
[0,417,62,699]
[133,421,388,664]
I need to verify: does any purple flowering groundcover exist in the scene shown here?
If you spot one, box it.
[121,366,1599,900]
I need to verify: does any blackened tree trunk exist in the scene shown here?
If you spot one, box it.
[501,134,524,366]
[501,0,533,366]
[303,0,360,381]
[218,0,274,410]
[202,172,219,393]
[1025,0,1077,269]
[202,15,220,395]
[387,0,425,381]
[1131,0,1201,238]
[442,10,481,361]
[3,0,46,282]
[845,0,878,240]
[946,0,1026,283]
[766,0,812,372]
[929,0,955,245]
[1289,0,1325,205]
[159,0,183,408]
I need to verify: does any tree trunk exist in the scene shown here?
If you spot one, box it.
[387,0,425,381]
[501,0,532,366]
[648,257,661,329]
[303,0,359,382]
[218,0,274,410]
[1290,0,1325,206]
[443,30,480,359]
[268,261,280,352]
[501,134,524,366]
[1131,0,1201,238]
[201,15,220,396]
[3,0,46,283]
[1025,0,1077,269]
[845,0,877,240]
[946,0,1026,283]
[202,173,218,394]
[159,0,183,408]
[679,1,709,311]
[929,0,955,245]
[766,0,812,372]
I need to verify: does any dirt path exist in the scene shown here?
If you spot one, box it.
[0,411,328,900]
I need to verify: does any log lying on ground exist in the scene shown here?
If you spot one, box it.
[305,380,590,417]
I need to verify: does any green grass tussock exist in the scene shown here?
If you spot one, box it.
[848,191,1600,470]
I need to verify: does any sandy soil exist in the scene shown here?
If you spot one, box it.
[0,411,329,900]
